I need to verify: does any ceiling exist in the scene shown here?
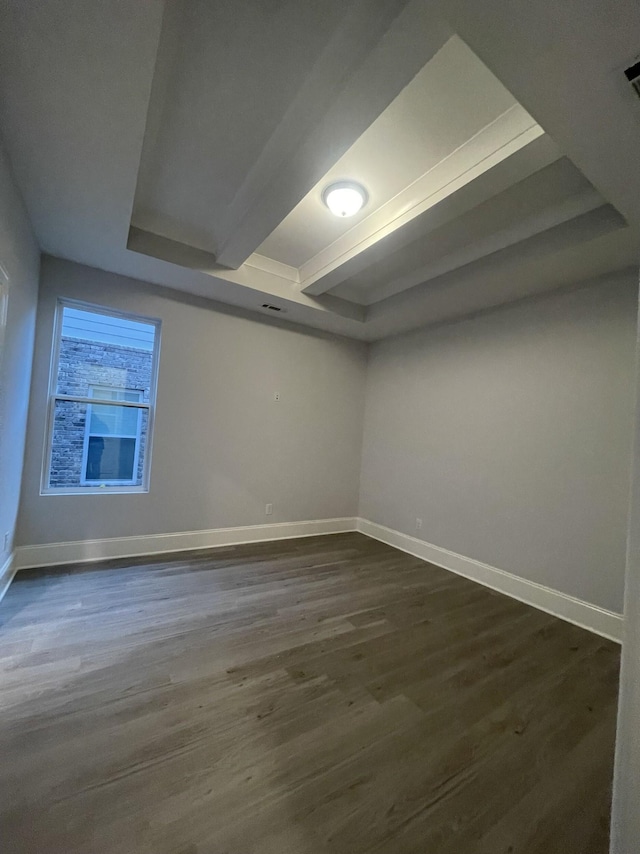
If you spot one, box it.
[0,0,638,341]
[257,36,519,270]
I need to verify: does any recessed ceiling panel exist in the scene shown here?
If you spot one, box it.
[330,157,599,304]
[133,0,349,253]
[257,36,519,268]
[131,0,432,259]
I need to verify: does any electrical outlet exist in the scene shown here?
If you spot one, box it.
[415,518,423,531]
[3,532,10,551]
[265,503,273,516]
[274,392,280,401]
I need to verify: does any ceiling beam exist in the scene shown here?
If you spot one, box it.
[301,131,561,298]
[364,211,635,339]
[354,187,606,305]
[431,0,640,233]
[126,228,365,325]
[128,226,220,272]
[301,109,551,297]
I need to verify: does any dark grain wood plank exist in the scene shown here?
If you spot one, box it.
[0,532,619,853]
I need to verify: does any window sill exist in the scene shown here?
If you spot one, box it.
[40,486,149,496]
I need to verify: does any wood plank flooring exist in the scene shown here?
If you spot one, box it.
[0,532,620,853]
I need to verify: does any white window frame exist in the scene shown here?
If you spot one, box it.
[80,386,144,487]
[41,298,161,495]
[0,263,9,377]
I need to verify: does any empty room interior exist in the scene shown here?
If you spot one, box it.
[1,1,640,852]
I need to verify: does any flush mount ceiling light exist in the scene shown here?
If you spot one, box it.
[322,181,368,218]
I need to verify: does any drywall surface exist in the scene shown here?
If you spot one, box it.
[359,272,638,612]
[611,273,640,853]
[0,135,39,568]
[17,256,366,546]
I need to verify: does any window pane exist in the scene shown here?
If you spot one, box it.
[48,399,148,489]
[89,403,140,437]
[90,387,142,403]
[57,307,155,400]
[85,437,136,481]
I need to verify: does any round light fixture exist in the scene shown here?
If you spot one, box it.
[322,181,368,218]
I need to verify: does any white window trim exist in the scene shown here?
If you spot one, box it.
[80,386,144,487]
[0,263,9,379]
[41,298,161,496]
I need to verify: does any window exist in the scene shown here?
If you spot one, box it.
[43,301,161,494]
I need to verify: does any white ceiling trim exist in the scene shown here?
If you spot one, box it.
[1,0,635,343]
[364,228,638,340]
[432,0,640,235]
[245,254,300,284]
[352,186,605,305]
[298,105,543,295]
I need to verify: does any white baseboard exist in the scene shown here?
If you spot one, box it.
[13,516,624,643]
[0,552,17,604]
[356,518,624,643]
[14,517,358,571]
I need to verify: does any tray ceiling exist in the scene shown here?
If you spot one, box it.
[0,0,637,341]
[257,37,519,269]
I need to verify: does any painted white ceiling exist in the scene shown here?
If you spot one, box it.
[133,0,409,257]
[258,36,519,268]
[0,0,637,341]
[332,157,608,303]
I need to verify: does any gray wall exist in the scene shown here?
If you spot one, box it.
[611,282,640,852]
[359,272,638,613]
[0,135,39,567]
[14,256,637,615]
[17,256,367,546]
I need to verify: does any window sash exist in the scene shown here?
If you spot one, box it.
[45,396,153,491]
[52,393,150,409]
[80,390,144,486]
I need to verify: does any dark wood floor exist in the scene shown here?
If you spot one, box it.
[0,532,620,854]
